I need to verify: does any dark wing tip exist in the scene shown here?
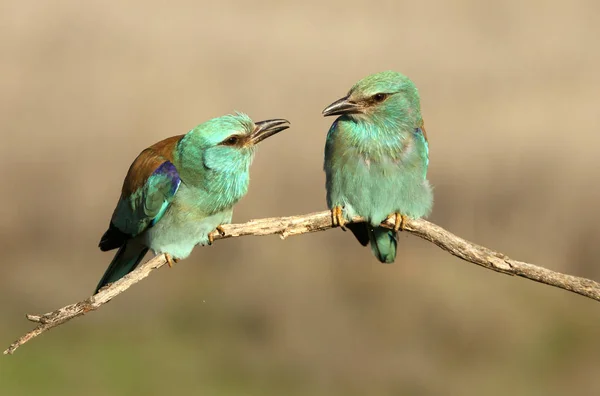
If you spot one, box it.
[347,222,370,246]
[99,223,130,251]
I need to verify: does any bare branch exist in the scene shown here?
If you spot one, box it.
[5,210,600,355]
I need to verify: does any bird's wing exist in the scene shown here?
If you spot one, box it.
[347,223,370,246]
[99,136,183,251]
[414,121,429,179]
[418,119,428,143]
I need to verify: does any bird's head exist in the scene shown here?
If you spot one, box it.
[322,71,422,130]
[178,112,289,174]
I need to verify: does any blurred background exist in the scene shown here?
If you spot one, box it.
[2,0,600,395]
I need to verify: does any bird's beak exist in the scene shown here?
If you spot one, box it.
[322,96,363,117]
[250,119,290,144]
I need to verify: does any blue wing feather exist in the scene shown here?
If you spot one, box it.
[104,160,181,248]
[149,162,181,226]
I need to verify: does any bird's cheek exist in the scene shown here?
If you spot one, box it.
[203,147,232,171]
[204,147,254,172]
[247,148,256,165]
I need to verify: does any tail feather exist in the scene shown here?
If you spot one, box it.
[95,242,149,294]
[368,226,397,263]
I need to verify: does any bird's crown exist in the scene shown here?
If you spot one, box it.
[349,70,418,100]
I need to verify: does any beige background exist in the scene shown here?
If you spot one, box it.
[2,1,600,395]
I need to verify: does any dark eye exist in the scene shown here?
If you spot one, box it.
[372,93,388,102]
[222,136,240,146]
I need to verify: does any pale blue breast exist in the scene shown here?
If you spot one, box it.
[144,184,233,259]
[326,125,432,226]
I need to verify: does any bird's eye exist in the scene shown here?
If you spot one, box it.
[222,136,240,146]
[372,93,388,102]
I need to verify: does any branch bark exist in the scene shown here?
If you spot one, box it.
[5,210,600,355]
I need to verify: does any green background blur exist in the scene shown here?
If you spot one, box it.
[2,1,600,395]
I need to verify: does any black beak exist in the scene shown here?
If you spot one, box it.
[250,119,290,144]
[322,96,363,117]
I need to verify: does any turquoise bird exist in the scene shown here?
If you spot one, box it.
[95,113,289,293]
[323,71,433,263]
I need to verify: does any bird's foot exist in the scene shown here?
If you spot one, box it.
[386,212,408,232]
[165,253,179,268]
[207,226,226,245]
[331,206,347,231]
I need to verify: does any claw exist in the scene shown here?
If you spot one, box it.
[387,212,407,232]
[208,225,225,245]
[331,206,347,231]
[165,253,178,268]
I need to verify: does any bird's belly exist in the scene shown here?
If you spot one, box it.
[144,208,232,259]
[328,157,432,225]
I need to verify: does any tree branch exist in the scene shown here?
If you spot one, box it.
[5,210,600,355]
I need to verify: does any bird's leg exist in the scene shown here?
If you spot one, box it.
[208,226,226,245]
[386,212,407,232]
[165,253,179,268]
[331,205,347,231]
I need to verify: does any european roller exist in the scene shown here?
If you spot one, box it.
[323,71,433,263]
[95,113,289,293]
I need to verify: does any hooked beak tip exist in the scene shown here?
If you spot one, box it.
[251,119,290,144]
[322,96,362,117]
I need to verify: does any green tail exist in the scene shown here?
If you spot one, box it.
[368,226,397,263]
[94,242,149,294]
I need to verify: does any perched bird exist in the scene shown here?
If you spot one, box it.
[323,71,433,263]
[95,113,289,293]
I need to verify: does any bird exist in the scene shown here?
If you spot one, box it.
[322,70,433,263]
[95,113,289,293]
